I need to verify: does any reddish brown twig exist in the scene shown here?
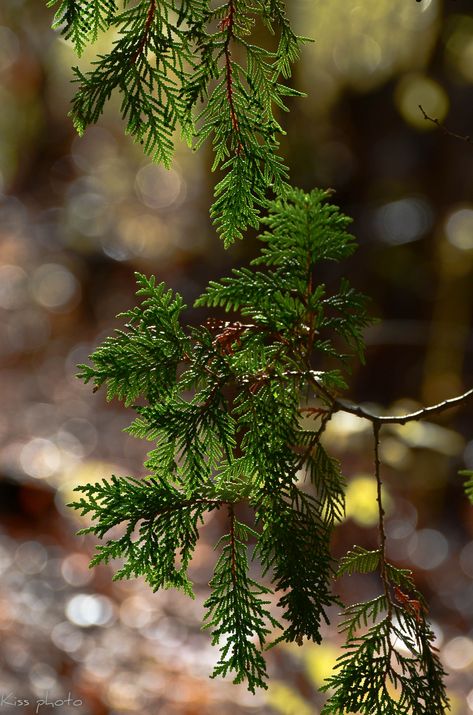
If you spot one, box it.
[393,586,425,624]
[299,406,330,417]
[209,320,248,355]
[221,0,243,154]
[131,0,156,64]
[373,422,392,619]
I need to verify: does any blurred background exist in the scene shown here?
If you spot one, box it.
[0,0,472,712]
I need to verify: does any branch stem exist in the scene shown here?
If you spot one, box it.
[223,0,243,153]
[310,376,473,425]
[373,423,392,618]
[132,0,156,64]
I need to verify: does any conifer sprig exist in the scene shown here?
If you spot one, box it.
[48,0,306,242]
[78,274,188,405]
[203,510,280,691]
[67,189,458,715]
[48,0,118,56]
[71,474,222,596]
[321,562,449,714]
[74,188,368,690]
[68,0,196,167]
[321,425,449,714]
[44,0,473,705]
[190,0,305,244]
[70,187,461,706]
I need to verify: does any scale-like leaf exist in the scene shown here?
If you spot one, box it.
[337,546,381,577]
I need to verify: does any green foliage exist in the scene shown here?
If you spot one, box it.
[47,0,306,243]
[461,469,473,504]
[255,485,336,647]
[48,1,465,708]
[48,0,117,56]
[321,563,448,715]
[196,187,370,367]
[204,514,280,691]
[78,274,187,406]
[73,474,217,595]
[337,546,381,577]
[72,188,370,690]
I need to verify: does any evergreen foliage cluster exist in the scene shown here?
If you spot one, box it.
[321,549,448,714]
[46,0,473,711]
[47,0,305,244]
[75,188,371,691]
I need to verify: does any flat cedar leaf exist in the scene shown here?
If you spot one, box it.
[203,518,280,692]
[47,0,117,56]
[337,546,381,577]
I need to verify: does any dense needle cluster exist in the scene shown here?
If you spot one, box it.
[46,0,470,710]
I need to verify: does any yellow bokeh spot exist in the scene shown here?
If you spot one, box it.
[304,643,340,688]
[345,475,390,527]
[267,682,314,715]
[395,73,449,129]
[445,14,473,83]
[58,460,125,519]
[300,0,439,102]
[446,692,463,715]
[445,206,473,251]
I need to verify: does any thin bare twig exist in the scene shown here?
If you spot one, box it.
[419,104,472,144]
[310,374,473,425]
